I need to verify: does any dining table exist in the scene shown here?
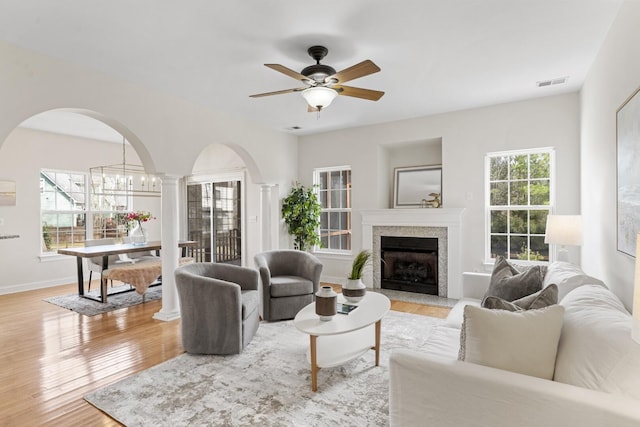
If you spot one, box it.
[58,240,197,303]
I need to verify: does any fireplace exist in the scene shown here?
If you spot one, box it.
[361,208,464,299]
[381,236,438,295]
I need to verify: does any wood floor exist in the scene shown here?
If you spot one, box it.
[0,282,450,426]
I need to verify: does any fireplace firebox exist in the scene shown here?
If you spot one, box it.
[380,236,438,295]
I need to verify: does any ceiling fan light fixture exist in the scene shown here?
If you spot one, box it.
[301,86,337,110]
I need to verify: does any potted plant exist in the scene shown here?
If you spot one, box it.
[281,182,321,251]
[343,250,372,302]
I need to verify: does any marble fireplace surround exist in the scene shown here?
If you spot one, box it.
[360,208,464,299]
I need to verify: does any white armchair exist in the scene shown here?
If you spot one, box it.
[85,238,134,290]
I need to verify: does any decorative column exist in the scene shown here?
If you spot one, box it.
[260,184,273,251]
[153,174,181,322]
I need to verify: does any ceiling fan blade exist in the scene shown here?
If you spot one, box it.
[249,87,306,98]
[334,85,385,101]
[265,64,312,83]
[326,60,381,84]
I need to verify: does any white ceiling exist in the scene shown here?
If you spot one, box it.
[3,0,623,137]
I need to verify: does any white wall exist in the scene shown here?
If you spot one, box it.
[299,93,581,285]
[0,127,160,292]
[581,0,640,309]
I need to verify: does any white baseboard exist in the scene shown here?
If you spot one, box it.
[0,276,77,295]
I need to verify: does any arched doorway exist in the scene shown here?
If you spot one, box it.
[20,111,161,252]
[0,109,158,293]
[187,143,259,267]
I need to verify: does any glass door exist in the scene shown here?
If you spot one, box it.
[187,180,241,264]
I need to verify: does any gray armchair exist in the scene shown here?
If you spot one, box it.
[254,250,323,321]
[175,262,260,355]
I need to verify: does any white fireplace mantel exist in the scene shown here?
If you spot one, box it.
[360,208,465,299]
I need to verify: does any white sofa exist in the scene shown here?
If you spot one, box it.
[389,262,640,427]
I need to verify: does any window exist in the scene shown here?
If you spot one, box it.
[486,148,554,262]
[40,169,129,254]
[314,167,351,252]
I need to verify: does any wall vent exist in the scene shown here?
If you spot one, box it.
[536,76,568,87]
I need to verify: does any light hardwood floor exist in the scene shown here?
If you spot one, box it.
[0,282,450,426]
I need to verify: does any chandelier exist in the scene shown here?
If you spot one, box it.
[89,136,161,211]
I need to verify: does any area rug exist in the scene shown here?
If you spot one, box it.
[84,310,442,426]
[43,285,161,316]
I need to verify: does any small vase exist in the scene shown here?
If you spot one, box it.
[130,220,147,246]
[315,286,337,321]
[343,278,366,303]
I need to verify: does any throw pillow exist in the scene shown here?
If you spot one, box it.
[458,304,565,380]
[482,284,558,311]
[484,256,544,302]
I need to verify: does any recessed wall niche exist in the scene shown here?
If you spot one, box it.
[384,138,442,208]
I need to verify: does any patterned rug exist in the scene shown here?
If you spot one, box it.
[84,310,443,426]
[44,285,161,316]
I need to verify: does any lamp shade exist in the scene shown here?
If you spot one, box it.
[301,86,338,110]
[544,215,583,246]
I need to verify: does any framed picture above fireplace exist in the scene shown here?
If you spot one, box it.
[393,165,442,208]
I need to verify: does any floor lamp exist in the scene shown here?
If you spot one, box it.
[544,215,583,262]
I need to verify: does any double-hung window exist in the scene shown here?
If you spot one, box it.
[314,166,351,253]
[486,148,554,262]
[40,169,130,254]
[40,170,88,253]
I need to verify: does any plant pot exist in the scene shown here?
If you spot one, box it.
[315,286,338,321]
[343,278,366,303]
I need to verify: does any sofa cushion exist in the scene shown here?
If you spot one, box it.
[554,285,640,399]
[444,298,481,328]
[421,324,462,359]
[482,284,558,311]
[269,276,314,297]
[459,304,564,380]
[484,256,544,302]
[542,261,606,301]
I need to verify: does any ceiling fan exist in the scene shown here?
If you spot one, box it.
[249,45,384,112]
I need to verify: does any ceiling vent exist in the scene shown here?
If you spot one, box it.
[536,76,569,87]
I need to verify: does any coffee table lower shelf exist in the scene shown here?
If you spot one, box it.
[308,321,381,392]
[307,324,376,368]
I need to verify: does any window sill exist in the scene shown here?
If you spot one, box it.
[39,253,72,263]
[313,251,352,260]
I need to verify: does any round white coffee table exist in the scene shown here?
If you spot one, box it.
[294,291,391,391]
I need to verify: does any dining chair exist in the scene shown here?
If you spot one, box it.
[85,238,133,290]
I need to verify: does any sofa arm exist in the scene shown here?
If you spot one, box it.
[462,272,491,299]
[389,349,640,427]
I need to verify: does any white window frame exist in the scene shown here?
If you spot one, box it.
[313,165,352,254]
[40,168,136,255]
[40,168,90,255]
[484,147,555,264]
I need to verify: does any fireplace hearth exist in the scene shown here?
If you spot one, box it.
[381,236,438,295]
